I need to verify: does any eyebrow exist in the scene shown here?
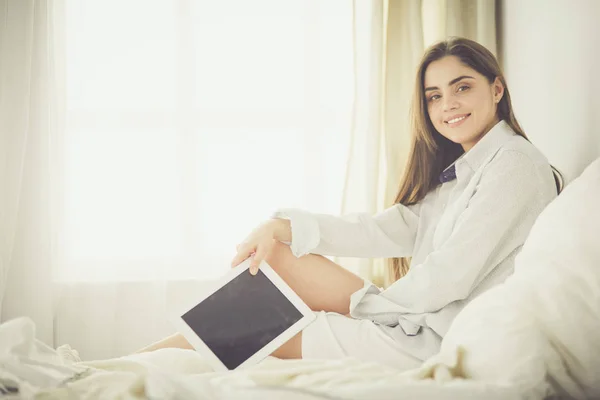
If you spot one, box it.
[424,75,475,92]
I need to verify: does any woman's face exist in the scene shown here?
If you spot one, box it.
[424,55,504,152]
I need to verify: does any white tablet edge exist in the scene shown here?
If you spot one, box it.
[170,258,316,372]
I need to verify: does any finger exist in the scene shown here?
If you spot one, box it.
[231,246,253,267]
[249,247,268,275]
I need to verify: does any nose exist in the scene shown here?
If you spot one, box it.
[442,95,459,112]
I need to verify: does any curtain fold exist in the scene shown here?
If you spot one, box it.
[339,0,497,286]
[0,0,64,346]
[334,0,386,282]
[0,0,32,318]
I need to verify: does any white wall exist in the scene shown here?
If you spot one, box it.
[501,0,600,182]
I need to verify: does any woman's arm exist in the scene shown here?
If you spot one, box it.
[350,150,555,319]
[273,202,421,259]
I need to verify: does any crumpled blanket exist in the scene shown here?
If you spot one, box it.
[1,317,523,400]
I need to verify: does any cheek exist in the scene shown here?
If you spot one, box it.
[427,104,442,124]
[469,92,493,112]
[429,110,447,133]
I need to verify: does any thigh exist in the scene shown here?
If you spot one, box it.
[265,241,364,315]
[301,311,424,371]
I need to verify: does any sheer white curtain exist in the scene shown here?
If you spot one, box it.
[3,0,362,360]
[59,0,354,283]
[0,0,64,345]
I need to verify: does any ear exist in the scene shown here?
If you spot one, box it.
[493,77,504,104]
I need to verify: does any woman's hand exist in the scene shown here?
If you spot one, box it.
[231,219,291,275]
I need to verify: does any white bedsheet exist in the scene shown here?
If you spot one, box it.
[0,317,521,400]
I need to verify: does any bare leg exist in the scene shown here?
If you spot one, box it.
[135,241,363,356]
[135,332,194,353]
[271,330,303,359]
[265,241,364,315]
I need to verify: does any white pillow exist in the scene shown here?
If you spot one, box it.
[420,158,600,399]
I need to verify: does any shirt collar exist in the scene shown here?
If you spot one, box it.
[458,119,516,173]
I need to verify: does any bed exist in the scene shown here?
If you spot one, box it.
[1,158,599,400]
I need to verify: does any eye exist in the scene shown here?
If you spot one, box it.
[457,85,470,92]
[428,94,441,102]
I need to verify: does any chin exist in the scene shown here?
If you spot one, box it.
[439,130,472,145]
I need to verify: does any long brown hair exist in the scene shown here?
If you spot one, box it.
[387,37,563,284]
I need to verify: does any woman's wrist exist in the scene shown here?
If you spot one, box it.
[270,218,292,242]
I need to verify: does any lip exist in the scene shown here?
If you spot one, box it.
[444,113,471,127]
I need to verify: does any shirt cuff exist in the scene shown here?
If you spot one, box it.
[271,208,321,258]
[349,280,421,336]
[349,280,381,310]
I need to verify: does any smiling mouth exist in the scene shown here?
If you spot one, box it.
[444,113,471,126]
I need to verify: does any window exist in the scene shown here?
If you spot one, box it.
[60,0,354,281]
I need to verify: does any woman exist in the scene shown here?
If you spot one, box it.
[138,37,561,371]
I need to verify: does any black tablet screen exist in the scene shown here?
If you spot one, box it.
[181,269,304,369]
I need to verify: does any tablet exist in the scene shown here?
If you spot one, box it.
[170,259,316,372]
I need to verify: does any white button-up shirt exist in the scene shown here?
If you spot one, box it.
[274,120,557,357]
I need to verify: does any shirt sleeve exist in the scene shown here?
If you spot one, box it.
[272,202,421,259]
[350,150,554,321]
